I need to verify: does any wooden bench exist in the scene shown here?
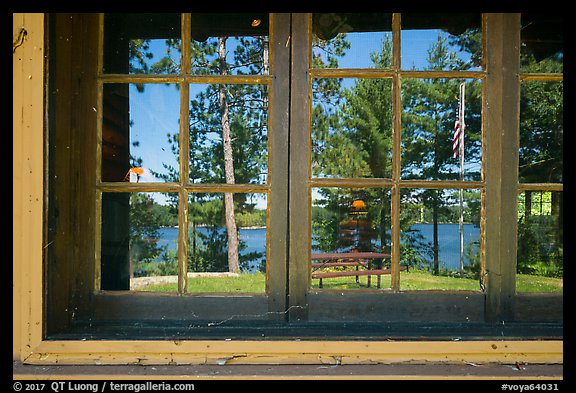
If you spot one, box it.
[311,252,406,288]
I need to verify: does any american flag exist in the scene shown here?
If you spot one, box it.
[452,86,466,159]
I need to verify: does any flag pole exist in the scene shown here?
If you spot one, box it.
[458,83,465,277]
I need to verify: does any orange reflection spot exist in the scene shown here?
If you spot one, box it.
[124,167,145,182]
[352,199,365,209]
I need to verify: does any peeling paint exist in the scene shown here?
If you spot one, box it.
[13,28,27,53]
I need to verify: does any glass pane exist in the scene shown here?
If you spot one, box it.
[521,14,563,73]
[311,187,392,290]
[101,192,179,292]
[187,193,267,293]
[519,80,563,183]
[188,84,268,184]
[190,13,269,75]
[517,191,563,292]
[103,13,181,74]
[102,83,180,183]
[400,188,481,290]
[312,78,392,178]
[401,13,482,71]
[312,13,392,69]
[401,78,482,181]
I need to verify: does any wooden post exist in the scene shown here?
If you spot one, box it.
[268,12,291,320]
[288,13,311,321]
[483,13,521,322]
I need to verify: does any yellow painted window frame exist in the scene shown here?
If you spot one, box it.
[13,13,562,365]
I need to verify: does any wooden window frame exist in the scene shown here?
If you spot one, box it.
[289,14,487,322]
[289,13,561,323]
[13,12,562,365]
[40,13,292,330]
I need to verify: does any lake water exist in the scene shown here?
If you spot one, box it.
[156,223,480,273]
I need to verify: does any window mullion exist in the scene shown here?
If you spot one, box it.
[390,13,402,291]
[484,13,521,322]
[177,14,191,294]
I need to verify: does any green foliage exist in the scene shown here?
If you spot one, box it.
[235,209,267,228]
[519,80,563,183]
[517,214,563,278]
[129,193,171,277]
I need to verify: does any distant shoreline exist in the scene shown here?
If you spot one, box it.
[160,225,266,229]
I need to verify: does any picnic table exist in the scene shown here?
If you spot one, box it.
[311,252,405,288]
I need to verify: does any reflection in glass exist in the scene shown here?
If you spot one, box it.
[517,191,563,292]
[519,81,563,183]
[401,13,481,71]
[187,193,267,293]
[520,14,563,73]
[311,187,392,289]
[312,78,392,179]
[101,192,178,291]
[312,13,392,69]
[190,13,269,75]
[188,84,268,184]
[401,78,482,181]
[102,84,180,183]
[313,187,392,253]
[400,188,481,290]
[103,13,181,74]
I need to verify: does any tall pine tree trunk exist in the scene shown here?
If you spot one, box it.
[218,37,240,273]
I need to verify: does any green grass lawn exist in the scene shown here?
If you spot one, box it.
[137,270,562,293]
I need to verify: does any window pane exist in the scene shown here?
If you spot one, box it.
[187,193,267,293]
[312,187,392,290]
[190,13,269,75]
[401,13,482,71]
[101,192,179,292]
[519,80,563,183]
[188,84,268,184]
[312,13,392,69]
[103,13,181,74]
[312,78,392,179]
[400,188,482,290]
[102,84,181,183]
[401,78,482,181]
[520,14,563,73]
[517,191,563,292]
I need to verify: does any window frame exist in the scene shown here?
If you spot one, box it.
[13,12,563,365]
[90,13,290,322]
